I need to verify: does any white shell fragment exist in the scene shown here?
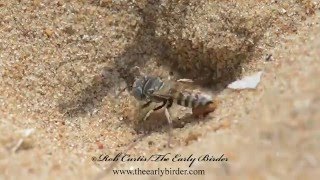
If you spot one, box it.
[227,71,263,90]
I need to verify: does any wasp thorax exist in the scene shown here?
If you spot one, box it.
[132,76,164,101]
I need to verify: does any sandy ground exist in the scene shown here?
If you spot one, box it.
[0,0,320,180]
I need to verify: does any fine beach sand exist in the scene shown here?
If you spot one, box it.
[1,0,320,179]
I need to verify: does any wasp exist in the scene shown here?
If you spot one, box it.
[131,75,218,147]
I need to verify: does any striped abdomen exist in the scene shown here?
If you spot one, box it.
[172,91,213,108]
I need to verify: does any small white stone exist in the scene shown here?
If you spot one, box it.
[228,71,263,90]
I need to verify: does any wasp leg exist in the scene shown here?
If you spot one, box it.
[142,100,173,148]
[142,109,154,121]
[153,101,166,111]
[142,101,166,121]
[141,100,153,109]
[164,107,173,148]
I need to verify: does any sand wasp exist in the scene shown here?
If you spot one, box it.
[131,75,218,146]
